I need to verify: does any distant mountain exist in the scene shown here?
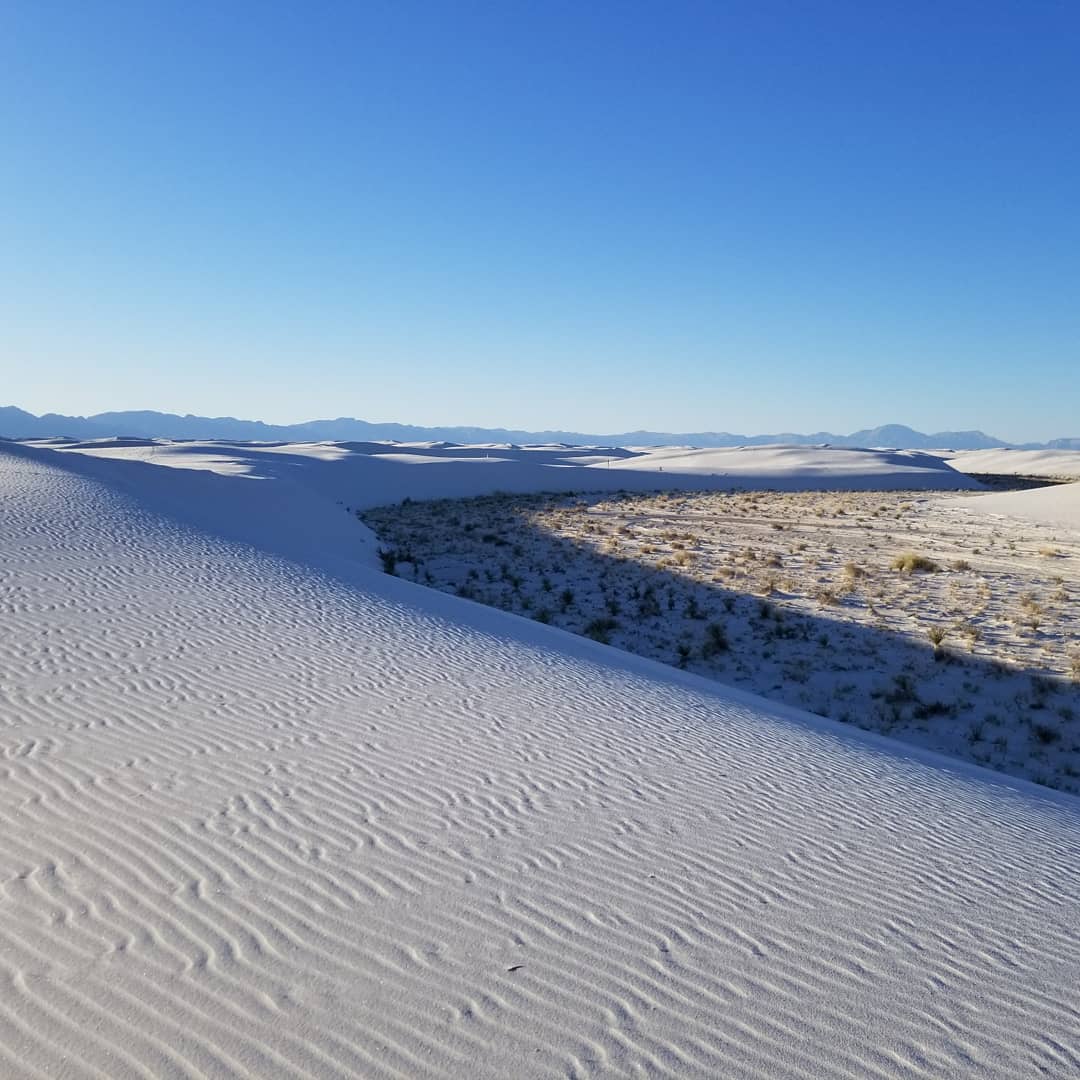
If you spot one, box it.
[0,405,1071,451]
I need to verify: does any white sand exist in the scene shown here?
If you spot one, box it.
[947,448,1080,480]
[1,440,1077,1078]
[30,437,985,501]
[965,483,1080,529]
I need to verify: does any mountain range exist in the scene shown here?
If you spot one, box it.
[2,405,1077,451]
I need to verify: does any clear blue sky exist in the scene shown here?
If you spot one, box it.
[2,1,1077,440]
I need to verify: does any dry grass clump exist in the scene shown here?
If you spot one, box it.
[1017,593,1044,633]
[1038,546,1062,558]
[891,552,939,574]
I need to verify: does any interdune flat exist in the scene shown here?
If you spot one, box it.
[1,441,1078,1078]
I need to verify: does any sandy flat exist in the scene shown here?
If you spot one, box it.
[0,441,1077,1078]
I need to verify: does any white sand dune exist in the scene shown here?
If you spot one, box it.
[947,448,1080,480]
[594,443,981,488]
[29,437,984,502]
[0,441,1077,1079]
[965,481,1080,529]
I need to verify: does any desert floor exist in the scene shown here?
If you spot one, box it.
[365,486,1080,793]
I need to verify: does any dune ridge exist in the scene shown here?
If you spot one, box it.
[0,441,1077,1078]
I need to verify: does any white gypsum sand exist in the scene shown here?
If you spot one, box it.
[946,448,1080,482]
[0,439,1077,1078]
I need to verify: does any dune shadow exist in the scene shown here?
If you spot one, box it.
[364,489,1080,794]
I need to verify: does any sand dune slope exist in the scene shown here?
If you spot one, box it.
[964,481,1080,528]
[947,448,1080,480]
[0,443,1077,1079]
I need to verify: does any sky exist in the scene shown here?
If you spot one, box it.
[2,1,1078,441]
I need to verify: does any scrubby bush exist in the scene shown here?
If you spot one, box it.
[1032,722,1061,745]
[891,552,939,573]
[702,622,729,658]
[583,617,618,644]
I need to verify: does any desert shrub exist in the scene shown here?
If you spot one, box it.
[1031,722,1061,745]
[914,699,955,720]
[891,552,939,573]
[638,588,661,618]
[926,626,947,649]
[684,595,704,619]
[950,559,971,571]
[377,548,398,574]
[1031,674,1058,697]
[583,617,618,644]
[701,622,729,658]
[885,674,918,705]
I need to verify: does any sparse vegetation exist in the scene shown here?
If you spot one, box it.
[362,486,1080,794]
[583,616,619,644]
[891,552,939,573]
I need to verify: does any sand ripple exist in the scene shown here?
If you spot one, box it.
[0,444,1077,1078]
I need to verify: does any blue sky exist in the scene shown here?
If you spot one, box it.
[2,1,1077,440]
